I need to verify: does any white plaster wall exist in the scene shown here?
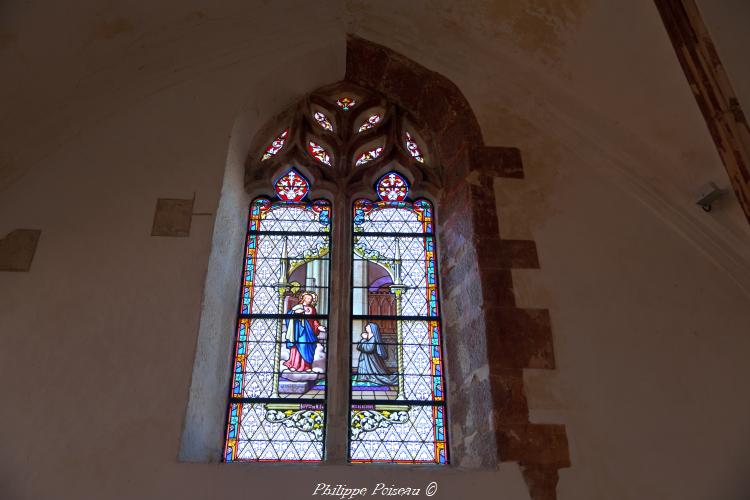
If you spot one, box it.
[1,1,749,499]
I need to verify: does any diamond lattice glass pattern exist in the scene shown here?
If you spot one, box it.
[227,403,325,462]
[349,405,446,463]
[225,195,332,462]
[349,182,447,464]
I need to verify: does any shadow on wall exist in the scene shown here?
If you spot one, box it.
[178,37,346,462]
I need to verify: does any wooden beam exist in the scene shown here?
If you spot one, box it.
[655,0,750,224]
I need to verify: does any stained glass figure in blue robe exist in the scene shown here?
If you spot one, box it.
[283,293,325,372]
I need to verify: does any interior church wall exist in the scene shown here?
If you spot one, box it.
[1,1,749,499]
[694,0,750,115]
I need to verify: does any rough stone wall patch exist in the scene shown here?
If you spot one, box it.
[347,35,570,499]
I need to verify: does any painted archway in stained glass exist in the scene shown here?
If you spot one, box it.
[224,169,332,462]
[349,172,447,464]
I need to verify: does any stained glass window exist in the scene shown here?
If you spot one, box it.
[313,111,334,132]
[349,172,448,464]
[261,129,289,161]
[354,146,384,167]
[226,89,451,465]
[404,132,425,163]
[336,96,356,111]
[224,168,332,462]
[308,141,332,166]
[358,113,382,132]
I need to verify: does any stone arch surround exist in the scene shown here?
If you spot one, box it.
[343,35,570,498]
[180,34,569,500]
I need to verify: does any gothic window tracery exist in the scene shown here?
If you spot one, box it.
[226,85,445,464]
[260,129,289,161]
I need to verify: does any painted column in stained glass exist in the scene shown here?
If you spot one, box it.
[349,172,448,464]
[224,168,332,462]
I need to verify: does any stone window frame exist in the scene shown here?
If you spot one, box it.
[238,81,447,465]
[179,35,569,499]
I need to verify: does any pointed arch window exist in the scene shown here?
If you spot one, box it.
[225,169,331,462]
[349,173,447,463]
[225,86,447,464]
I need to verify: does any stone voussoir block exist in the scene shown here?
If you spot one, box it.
[521,464,562,500]
[345,36,390,90]
[470,182,500,237]
[495,423,570,468]
[476,236,540,270]
[479,268,517,307]
[489,369,530,425]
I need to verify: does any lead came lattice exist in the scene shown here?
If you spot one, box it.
[349,172,448,464]
[225,169,332,462]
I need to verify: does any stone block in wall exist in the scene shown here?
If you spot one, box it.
[151,198,194,237]
[345,37,390,92]
[476,237,540,269]
[439,185,472,233]
[490,369,529,425]
[521,464,561,500]
[496,423,570,468]
[435,119,474,177]
[469,180,500,236]
[445,314,489,376]
[481,268,517,307]
[380,56,426,110]
[485,306,555,369]
[417,79,459,135]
